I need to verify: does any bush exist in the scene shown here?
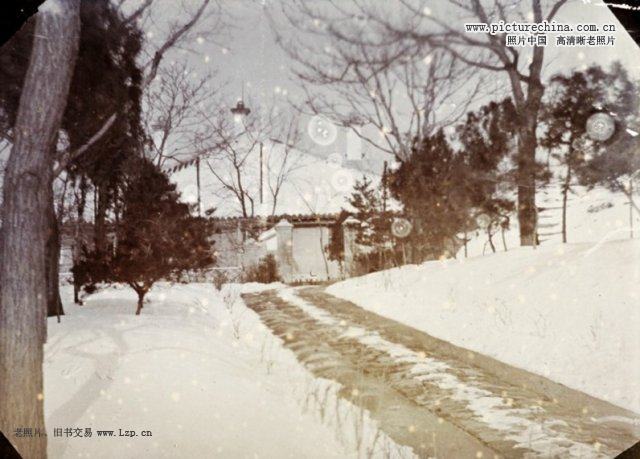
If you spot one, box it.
[242,254,280,284]
[354,247,403,275]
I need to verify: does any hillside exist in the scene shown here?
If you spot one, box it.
[328,182,640,414]
[463,183,639,257]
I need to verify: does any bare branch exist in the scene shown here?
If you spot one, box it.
[123,0,154,26]
[52,0,217,175]
[143,0,212,87]
[273,0,487,162]
[144,62,221,168]
[53,114,117,177]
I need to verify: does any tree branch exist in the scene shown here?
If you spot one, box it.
[123,0,153,26]
[53,113,117,177]
[143,0,211,88]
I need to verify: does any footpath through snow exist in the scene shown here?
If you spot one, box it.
[44,283,410,458]
[328,238,640,415]
[241,286,639,457]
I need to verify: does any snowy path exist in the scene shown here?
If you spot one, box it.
[242,287,640,458]
[45,284,371,459]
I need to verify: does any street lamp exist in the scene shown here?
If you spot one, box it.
[230,98,265,209]
[231,100,250,123]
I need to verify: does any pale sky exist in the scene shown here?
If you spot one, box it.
[2,0,638,216]
[180,0,640,102]
[132,0,640,216]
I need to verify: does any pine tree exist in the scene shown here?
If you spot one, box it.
[75,159,215,314]
[541,62,639,242]
[347,175,388,247]
[390,129,471,260]
[456,99,518,252]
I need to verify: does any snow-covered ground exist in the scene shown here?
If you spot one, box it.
[463,184,640,257]
[44,283,412,459]
[277,288,627,458]
[328,236,640,414]
[326,183,640,417]
[43,181,640,457]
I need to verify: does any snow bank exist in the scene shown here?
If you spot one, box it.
[462,185,639,257]
[45,282,387,458]
[328,239,640,413]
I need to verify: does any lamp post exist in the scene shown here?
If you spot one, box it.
[230,99,251,121]
[196,157,201,217]
[230,98,265,208]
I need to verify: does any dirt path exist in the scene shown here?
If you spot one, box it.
[242,287,640,458]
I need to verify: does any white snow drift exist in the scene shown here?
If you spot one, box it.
[328,238,640,414]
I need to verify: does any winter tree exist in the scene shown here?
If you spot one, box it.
[205,101,304,217]
[390,129,472,260]
[280,0,569,246]
[74,159,215,315]
[541,62,639,241]
[265,112,305,216]
[0,1,80,457]
[144,61,221,169]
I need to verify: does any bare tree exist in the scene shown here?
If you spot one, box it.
[205,110,261,218]
[203,100,304,217]
[265,110,306,215]
[0,2,80,458]
[276,0,569,246]
[144,62,220,168]
[348,0,566,246]
[272,1,483,162]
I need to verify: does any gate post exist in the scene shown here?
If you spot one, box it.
[342,216,360,277]
[275,219,294,282]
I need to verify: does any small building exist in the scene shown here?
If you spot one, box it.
[210,214,360,283]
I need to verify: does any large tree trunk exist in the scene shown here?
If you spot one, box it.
[501,10,547,248]
[0,2,80,458]
[72,177,88,305]
[517,173,537,246]
[515,81,544,247]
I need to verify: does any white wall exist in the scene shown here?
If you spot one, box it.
[290,226,341,282]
